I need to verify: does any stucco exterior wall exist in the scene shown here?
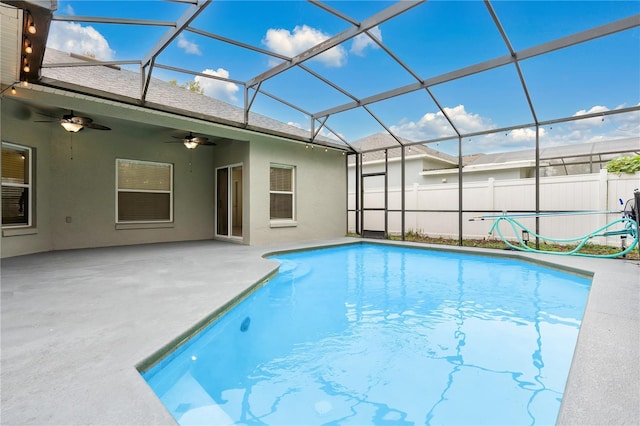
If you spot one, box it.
[1,99,54,257]
[249,137,347,245]
[1,98,215,257]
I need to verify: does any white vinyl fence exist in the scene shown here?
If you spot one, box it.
[348,170,639,247]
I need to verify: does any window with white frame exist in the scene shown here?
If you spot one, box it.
[270,164,295,221]
[2,142,32,227]
[116,159,173,222]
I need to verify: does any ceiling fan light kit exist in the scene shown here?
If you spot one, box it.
[166,132,215,149]
[60,121,84,132]
[35,110,111,132]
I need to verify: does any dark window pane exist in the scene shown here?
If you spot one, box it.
[118,192,170,221]
[270,193,292,219]
[2,187,28,225]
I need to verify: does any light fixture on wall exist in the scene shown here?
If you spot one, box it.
[10,86,16,95]
[25,11,36,34]
[24,37,33,54]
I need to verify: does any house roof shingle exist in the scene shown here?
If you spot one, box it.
[41,49,339,146]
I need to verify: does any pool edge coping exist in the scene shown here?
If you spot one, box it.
[135,267,280,374]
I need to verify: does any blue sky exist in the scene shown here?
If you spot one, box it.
[46,1,639,153]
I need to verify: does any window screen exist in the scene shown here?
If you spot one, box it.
[2,143,31,227]
[270,165,295,220]
[116,159,172,222]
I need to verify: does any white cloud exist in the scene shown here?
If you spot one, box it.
[64,4,75,15]
[177,34,201,56]
[554,104,640,143]
[507,127,544,142]
[47,21,115,60]
[573,105,609,117]
[571,105,610,129]
[610,106,640,134]
[351,26,381,56]
[263,25,347,67]
[195,68,239,102]
[445,105,495,134]
[390,105,494,140]
[391,103,636,154]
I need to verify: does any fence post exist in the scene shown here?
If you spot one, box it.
[488,177,495,211]
[598,169,608,244]
[413,183,419,233]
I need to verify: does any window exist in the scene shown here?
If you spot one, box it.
[2,142,32,227]
[116,159,172,223]
[270,164,295,221]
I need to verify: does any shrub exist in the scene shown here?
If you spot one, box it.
[606,155,640,175]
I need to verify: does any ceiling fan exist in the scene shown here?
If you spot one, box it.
[36,110,111,132]
[166,132,216,149]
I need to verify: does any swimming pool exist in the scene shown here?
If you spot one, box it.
[141,243,591,425]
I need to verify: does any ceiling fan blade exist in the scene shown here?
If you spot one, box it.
[84,122,111,130]
[66,116,94,125]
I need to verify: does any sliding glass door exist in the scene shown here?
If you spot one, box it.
[216,164,242,238]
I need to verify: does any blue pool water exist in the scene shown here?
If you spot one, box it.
[142,243,591,425]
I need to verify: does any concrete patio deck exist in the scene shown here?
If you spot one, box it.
[1,238,638,425]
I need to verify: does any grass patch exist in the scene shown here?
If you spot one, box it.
[375,232,639,259]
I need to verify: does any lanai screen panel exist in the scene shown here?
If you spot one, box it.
[40,0,638,149]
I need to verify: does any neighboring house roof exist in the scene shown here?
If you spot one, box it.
[349,133,459,166]
[40,49,338,146]
[469,137,639,166]
[352,133,639,175]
